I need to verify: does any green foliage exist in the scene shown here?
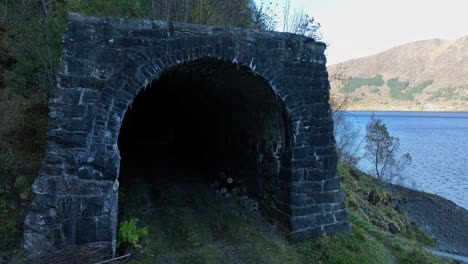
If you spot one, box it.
[65,0,271,29]
[339,74,384,94]
[0,219,18,249]
[365,116,412,182]
[66,0,152,19]
[428,87,457,101]
[118,218,148,247]
[0,196,20,250]
[251,1,278,31]
[388,78,433,101]
[400,247,445,264]
[298,212,390,263]
[307,163,443,264]
[0,99,47,192]
[388,77,410,100]
[297,163,444,264]
[409,80,433,95]
[428,85,468,101]
[171,223,204,248]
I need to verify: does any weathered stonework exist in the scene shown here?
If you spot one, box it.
[24,12,350,256]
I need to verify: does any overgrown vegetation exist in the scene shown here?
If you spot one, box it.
[297,163,447,264]
[118,218,149,248]
[116,164,448,263]
[0,196,19,250]
[339,74,385,94]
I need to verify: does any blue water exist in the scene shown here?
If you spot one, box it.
[337,111,468,209]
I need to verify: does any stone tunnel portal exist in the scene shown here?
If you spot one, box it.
[24,13,351,256]
[117,58,292,225]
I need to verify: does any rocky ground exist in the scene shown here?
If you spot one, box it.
[380,180,468,258]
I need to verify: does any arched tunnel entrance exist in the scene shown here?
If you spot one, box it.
[116,59,293,248]
[24,14,351,256]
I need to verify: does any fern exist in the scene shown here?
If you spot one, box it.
[118,218,148,247]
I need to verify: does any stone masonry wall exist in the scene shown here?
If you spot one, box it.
[24,12,350,256]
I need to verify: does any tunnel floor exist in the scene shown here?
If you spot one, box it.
[117,172,306,263]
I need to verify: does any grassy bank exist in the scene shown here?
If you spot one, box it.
[115,163,450,264]
[0,158,453,263]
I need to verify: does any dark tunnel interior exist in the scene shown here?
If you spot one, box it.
[117,58,291,203]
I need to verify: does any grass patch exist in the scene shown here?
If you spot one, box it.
[120,178,306,264]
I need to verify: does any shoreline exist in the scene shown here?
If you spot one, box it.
[380,180,468,257]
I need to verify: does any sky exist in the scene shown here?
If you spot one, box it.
[256,0,468,65]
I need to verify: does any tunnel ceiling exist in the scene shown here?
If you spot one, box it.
[24,13,350,257]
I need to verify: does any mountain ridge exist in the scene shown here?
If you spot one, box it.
[328,36,468,111]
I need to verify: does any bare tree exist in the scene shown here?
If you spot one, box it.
[328,66,364,165]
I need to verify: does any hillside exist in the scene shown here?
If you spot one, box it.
[328,36,468,111]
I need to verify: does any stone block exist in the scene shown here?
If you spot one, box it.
[55,131,88,148]
[291,204,322,216]
[316,212,335,225]
[75,218,97,244]
[334,210,350,222]
[323,177,341,191]
[291,216,316,230]
[324,222,352,235]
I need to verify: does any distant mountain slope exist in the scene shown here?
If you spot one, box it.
[328,36,468,111]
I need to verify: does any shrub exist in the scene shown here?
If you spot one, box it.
[118,218,148,247]
[0,219,18,249]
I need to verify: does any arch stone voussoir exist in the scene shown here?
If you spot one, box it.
[24,12,350,256]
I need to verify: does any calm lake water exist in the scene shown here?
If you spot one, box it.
[337,111,468,209]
